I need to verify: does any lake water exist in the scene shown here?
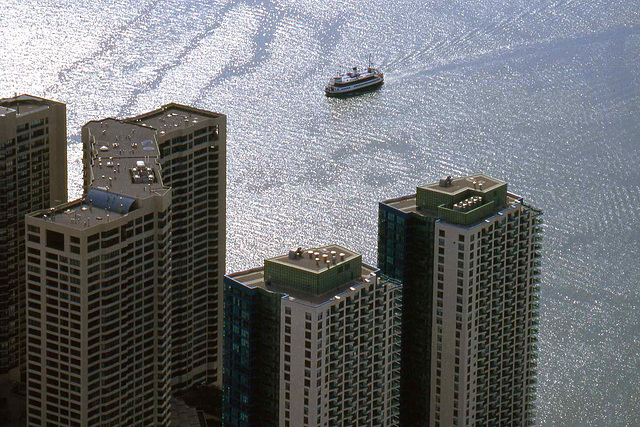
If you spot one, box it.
[1,0,638,424]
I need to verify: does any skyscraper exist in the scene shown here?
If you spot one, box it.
[0,94,67,380]
[24,104,225,425]
[223,245,402,427]
[125,105,226,390]
[25,119,172,426]
[378,174,542,426]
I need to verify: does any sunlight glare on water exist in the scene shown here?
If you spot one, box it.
[1,0,638,424]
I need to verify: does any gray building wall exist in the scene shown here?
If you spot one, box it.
[0,94,67,380]
[25,192,172,426]
[126,104,226,390]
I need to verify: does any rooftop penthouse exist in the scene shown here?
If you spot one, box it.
[384,173,526,226]
[227,245,378,306]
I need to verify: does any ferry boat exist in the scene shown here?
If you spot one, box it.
[325,57,384,97]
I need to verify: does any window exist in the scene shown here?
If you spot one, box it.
[46,230,65,251]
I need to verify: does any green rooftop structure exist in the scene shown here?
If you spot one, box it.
[264,245,362,296]
[416,174,508,225]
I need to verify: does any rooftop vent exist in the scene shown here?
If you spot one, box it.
[288,247,304,259]
[439,175,453,187]
[130,161,156,184]
[453,196,483,212]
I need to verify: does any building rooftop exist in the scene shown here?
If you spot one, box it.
[125,103,223,135]
[420,173,505,195]
[30,116,171,229]
[0,94,62,116]
[228,263,378,307]
[85,118,167,199]
[384,194,419,214]
[30,199,127,229]
[268,244,360,274]
[228,245,378,306]
[382,174,524,226]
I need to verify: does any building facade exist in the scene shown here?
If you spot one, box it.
[125,105,226,391]
[0,94,67,379]
[24,104,225,425]
[25,119,172,426]
[378,174,542,426]
[223,245,402,427]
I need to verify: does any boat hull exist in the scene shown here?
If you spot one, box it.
[325,78,384,97]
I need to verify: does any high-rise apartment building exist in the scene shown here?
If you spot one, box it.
[25,119,172,426]
[0,94,67,379]
[378,174,542,426]
[125,105,226,390]
[223,245,402,427]
[24,103,225,425]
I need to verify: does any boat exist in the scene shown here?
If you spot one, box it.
[325,56,384,97]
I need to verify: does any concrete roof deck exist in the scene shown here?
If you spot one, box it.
[382,191,523,222]
[30,199,127,230]
[90,156,165,198]
[0,94,62,116]
[88,118,159,157]
[86,119,166,199]
[126,104,223,134]
[383,194,421,214]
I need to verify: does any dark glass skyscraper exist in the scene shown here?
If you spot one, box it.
[378,193,436,426]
